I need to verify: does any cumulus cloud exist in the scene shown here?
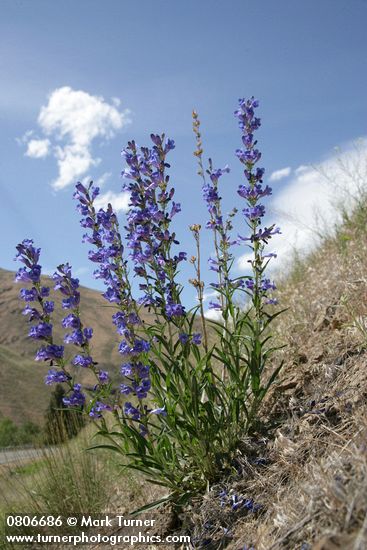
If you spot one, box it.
[94,190,130,213]
[22,86,131,190]
[269,166,291,182]
[25,138,50,158]
[238,138,367,272]
[204,308,223,321]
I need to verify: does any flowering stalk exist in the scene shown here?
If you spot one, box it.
[189,224,209,352]
[53,262,112,417]
[192,112,229,314]
[192,111,238,381]
[15,243,91,414]
[74,182,152,434]
[121,136,186,324]
[235,97,282,422]
[15,240,68,383]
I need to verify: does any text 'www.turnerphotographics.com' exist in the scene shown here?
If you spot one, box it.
[5,514,191,546]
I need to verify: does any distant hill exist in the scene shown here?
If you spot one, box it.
[0,267,138,425]
[0,267,205,427]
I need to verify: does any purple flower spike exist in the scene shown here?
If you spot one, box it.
[235,98,279,305]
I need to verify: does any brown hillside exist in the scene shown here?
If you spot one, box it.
[0,267,153,425]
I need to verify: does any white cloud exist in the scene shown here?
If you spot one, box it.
[16,129,34,145]
[198,290,219,303]
[22,86,131,190]
[53,143,100,189]
[269,166,291,182]
[204,309,223,321]
[94,190,130,213]
[95,172,112,188]
[25,138,50,158]
[295,164,309,174]
[238,138,367,272]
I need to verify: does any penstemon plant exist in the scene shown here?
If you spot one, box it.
[15,97,283,511]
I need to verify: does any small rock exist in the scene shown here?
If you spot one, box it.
[311,345,324,362]
[276,377,298,392]
[274,431,297,456]
[314,313,330,332]
[297,352,308,364]
[314,304,338,332]
[331,318,343,330]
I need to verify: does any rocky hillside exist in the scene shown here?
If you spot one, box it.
[162,204,367,549]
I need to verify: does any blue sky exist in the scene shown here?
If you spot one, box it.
[1,0,367,308]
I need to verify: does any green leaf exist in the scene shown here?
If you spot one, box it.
[86,444,124,454]
[129,494,177,516]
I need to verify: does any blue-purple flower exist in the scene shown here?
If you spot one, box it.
[63,384,85,408]
[45,369,71,385]
[29,322,53,340]
[89,401,112,418]
[124,401,141,421]
[35,345,64,361]
[72,354,94,368]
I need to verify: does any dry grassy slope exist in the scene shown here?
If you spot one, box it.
[178,208,367,550]
[0,267,156,426]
